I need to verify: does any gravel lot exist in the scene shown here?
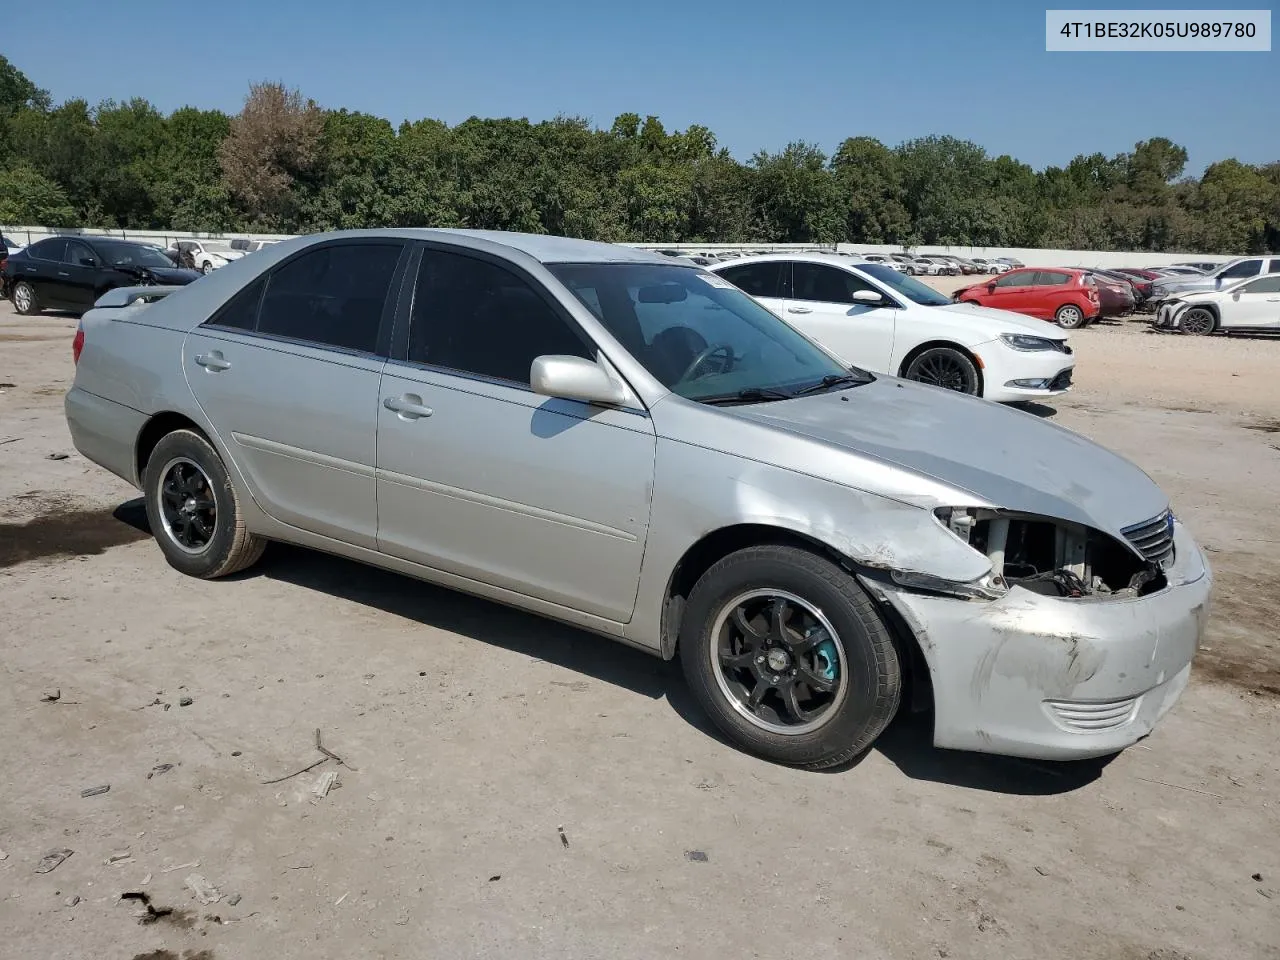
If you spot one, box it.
[1,291,1278,960]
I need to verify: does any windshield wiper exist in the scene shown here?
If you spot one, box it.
[793,372,872,396]
[699,386,794,406]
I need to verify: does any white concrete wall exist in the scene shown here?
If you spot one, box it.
[1,224,1231,269]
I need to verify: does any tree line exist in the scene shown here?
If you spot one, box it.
[1,57,1277,254]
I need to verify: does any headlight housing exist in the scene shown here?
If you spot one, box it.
[999,333,1060,352]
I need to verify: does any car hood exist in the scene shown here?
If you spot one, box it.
[930,302,1065,338]
[127,265,202,284]
[1155,277,1215,293]
[730,378,1168,537]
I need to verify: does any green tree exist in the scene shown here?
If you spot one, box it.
[831,136,909,243]
[0,164,76,224]
[1192,159,1276,253]
[751,143,843,243]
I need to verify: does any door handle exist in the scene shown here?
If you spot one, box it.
[384,395,433,419]
[787,306,813,314]
[1267,297,1280,302]
[194,352,231,372]
[57,271,70,277]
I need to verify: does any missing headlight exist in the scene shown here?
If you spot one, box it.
[937,508,1166,599]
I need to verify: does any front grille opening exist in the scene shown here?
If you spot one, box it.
[959,513,1167,599]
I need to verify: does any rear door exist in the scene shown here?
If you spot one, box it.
[182,240,409,548]
[782,261,897,370]
[714,260,788,317]
[16,237,68,306]
[1031,270,1074,317]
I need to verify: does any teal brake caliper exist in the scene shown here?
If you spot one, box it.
[806,627,840,683]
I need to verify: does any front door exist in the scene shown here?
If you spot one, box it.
[781,261,897,371]
[182,241,406,548]
[1224,275,1280,329]
[60,240,101,312]
[375,246,657,622]
[983,269,1040,315]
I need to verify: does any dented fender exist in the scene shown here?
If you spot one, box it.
[625,426,993,656]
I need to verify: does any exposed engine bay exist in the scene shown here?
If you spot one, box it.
[940,508,1166,599]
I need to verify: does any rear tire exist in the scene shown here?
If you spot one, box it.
[678,545,901,769]
[12,280,39,316]
[143,429,266,579]
[201,261,214,275]
[1055,303,1086,329]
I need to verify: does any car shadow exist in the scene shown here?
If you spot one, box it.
[111,498,1109,795]
[1011,400,1058,419]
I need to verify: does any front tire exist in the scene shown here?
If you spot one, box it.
[1055,303,1086,329]
[12,280,39,315]
[143,428,265,578]
[1179,307,1216,336]
[903,346,981,395]
[679,545,902,769]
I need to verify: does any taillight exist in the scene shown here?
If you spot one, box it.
[72,324,85,365]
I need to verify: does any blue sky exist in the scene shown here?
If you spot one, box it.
[6,0,1276,175]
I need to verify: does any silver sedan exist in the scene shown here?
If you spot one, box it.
[65,229,1210,767]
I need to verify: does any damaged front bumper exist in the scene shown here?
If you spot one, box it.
[864,522,1211,760]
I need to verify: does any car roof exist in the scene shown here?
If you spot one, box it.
[412,229,673,265]
[706,251,868,270]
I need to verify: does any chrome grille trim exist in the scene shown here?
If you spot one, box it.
[1122,510,1175,568]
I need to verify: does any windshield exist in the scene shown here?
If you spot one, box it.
[95,240,177,269]
[548,262,868,403]
[856,263,951,306]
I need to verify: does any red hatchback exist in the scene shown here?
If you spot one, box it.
[953,267,1100,329]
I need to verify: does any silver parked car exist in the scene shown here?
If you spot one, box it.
[65,229,1211,767]
[1149,256,1280,304]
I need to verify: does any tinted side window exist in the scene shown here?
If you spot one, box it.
[408,249,592,385]
[256,244,401,353]
[793,263,878,304]
[994,270,1030,287]
[65,241,95,265]
[204,276,266,331]
[1220,259,1262,279]
[1267,259,1280,274]
[29,238,68,262]
[1036,271,1072,286]
[1241,275,1280,294]
[717,262,783,299]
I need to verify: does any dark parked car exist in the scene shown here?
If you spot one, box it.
[1081,271,1136,317]
[1071,268,1146,311]
[3,236,202,316]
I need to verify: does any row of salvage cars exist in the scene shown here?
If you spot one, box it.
[63,229,1210,769]
[1148,255,1280,335]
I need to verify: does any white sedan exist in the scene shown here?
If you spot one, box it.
[710,253,1075,403]
[166,240,247,275]
[1153,273,1280,334]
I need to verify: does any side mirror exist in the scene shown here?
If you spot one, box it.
[987,281,998,291]
[530,355,629,406]
[850,289,883,305]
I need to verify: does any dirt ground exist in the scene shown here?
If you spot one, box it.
[0,293,1278,960]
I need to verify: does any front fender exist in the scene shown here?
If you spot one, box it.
[624,437,992,654]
